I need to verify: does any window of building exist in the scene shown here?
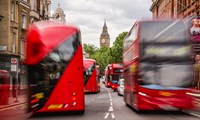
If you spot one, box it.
[183,0,186,8]
[12,33,16,53]
[188,0,191,5]
[11,1,15,21]
[30,0,37,11]
[21,40,25,59]
[22,14,27,29]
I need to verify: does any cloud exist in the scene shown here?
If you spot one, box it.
[51,0,152,47]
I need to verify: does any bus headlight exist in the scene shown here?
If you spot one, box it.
[72,102,76,106]
[138,92,147,96]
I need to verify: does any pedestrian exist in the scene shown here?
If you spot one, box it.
[190,18,199,35]
[12,76,17,98]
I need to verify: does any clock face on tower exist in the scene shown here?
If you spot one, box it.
[102,39,105,43]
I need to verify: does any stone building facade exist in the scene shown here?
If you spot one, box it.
[30,0,51,23]
[0,0,30,62]
[51,3,66,23]
[0,0,51,78]
[150,0,200,19]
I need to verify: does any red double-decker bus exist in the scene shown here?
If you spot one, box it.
[110,63,123,91]
[123,19,194,111]
[104,64,112,88]
[83,59,100,93]
[104,63,123,90]
[25,21,85,113]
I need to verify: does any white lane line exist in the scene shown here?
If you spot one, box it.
[111,113,115,119]
[107,88,112,99]
[109,106,113,112]
[188,112,200,118]
[105,88,116,119]
[104,113,109,119]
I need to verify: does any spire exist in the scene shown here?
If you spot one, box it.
[103,19,107,29]
[100,19,109,37]
[58,3,60,8]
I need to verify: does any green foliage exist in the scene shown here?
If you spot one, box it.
[83,32,127,73]
[111,32,128,62]
[83,43,98,56]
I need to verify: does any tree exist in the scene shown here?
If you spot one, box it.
[111,32,128,63]
[83,43,98,56]
[82,32,127,74]
[91,47,112,73]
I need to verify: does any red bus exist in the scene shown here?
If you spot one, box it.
[123,19,194,111]
[83,59,100,93]
[104,64,112,88]
[25,21,85,113]
[110,63,123,91]
[104,63,123,90]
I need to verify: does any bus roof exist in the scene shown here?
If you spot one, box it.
[83,59,96,69]
[25,21,79,64]
[111,63,123,68]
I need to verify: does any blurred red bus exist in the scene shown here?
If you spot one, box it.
[25,22,85,113]
[83,59,100,93]
[123,19,194,111]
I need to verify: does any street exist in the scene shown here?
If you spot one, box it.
[25,85,200,120]
[1,84,200,120]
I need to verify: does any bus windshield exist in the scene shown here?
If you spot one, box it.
[84,63,95,85]
[112,74,120,84]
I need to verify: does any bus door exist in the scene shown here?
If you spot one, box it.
[130,62,138,107]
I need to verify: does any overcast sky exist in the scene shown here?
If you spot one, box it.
[51,0,152,48]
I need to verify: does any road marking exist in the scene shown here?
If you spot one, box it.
[188,112,200,118]
[107,88,112,99]
[183,110,200,118]
[104,113,109,119]
[104,88,115,119]
[111,113,115,119]
[109,106,113,112]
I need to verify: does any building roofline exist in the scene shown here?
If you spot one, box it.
[149,0,160,11]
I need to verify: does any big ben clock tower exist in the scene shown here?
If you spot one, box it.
[100,20,110,48]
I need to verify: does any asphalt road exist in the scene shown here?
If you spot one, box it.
[28,85,200,120]
[1,85,200,120]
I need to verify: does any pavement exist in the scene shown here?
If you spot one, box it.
[0,88,27,110]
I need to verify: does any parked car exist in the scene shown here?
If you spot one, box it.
[117,78,124,96]
[102,76,105,84]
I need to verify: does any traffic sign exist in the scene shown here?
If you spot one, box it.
[11,58,18,64]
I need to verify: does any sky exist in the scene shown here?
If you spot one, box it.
[51,0,152,48]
